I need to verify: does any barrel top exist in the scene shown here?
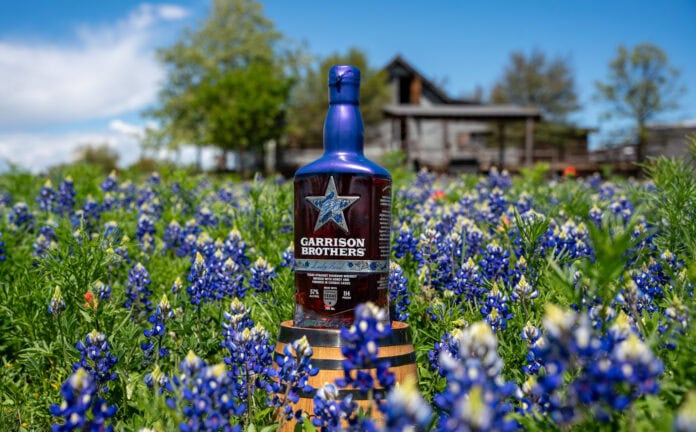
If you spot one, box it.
[278,320,411,347]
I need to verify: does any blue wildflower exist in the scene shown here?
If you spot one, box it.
[337,303,394,395]
[100,171,118,193]
[49,368,117,432]
[268,335,319,425]
[280,242,294,270]
[393,222,418,259]
[74,330,118,394]
[9,202,34,231]
[37,179,57,213]
[0,231,5,262]
[142,295,173,363]
[56,177,76,216]
[312,383,358,432]
[125,262,153,318]
[434,322,518,431]
[388,262,410,321]
[48,286,66,318]
[248,257,276,294]
[196,206,219,227]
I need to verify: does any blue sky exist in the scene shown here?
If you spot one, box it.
[1,0,694,171]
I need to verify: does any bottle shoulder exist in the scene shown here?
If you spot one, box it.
[294,153,391,179]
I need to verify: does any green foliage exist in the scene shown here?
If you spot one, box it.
[594,43,685,162]
[286,47,390,148]
[147,0,298,172]
[518,162,550,186]
[491,49,580,122]
[71,144,120,174]
[2,162,696,430]
[642,136,696,260]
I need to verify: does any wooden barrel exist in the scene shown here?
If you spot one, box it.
[274,320,417,430]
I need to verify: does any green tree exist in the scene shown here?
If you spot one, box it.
[491,50,580,122]
[286,48,390,148]
[147,0,298,173]
[490,50,581,166]
[73,143,119,174]
[595,43,684,163]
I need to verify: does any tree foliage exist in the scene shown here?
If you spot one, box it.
[147,0,298,172]
[594,43,684,162]
[286,48,390,148]
[491,50,580,123]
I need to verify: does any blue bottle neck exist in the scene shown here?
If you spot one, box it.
[323,103,364,155]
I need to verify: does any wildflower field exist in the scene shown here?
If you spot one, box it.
[1,154,696,432]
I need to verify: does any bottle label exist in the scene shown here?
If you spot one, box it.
[294,174,391,327]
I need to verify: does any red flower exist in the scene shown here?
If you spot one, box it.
[563,166,577,177]
[84,291,97,309]
[430,190,446,200]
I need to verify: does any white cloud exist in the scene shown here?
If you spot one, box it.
[0,127,142,173]
[0,3,188,129]
[0,119,221,173]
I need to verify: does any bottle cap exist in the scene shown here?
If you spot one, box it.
[328,65,360,104]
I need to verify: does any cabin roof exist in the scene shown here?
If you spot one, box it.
[384,104,541,121]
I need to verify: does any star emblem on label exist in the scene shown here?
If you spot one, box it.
[306,176,359,233]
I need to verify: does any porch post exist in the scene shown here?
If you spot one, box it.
[498,122,505,168]
[525,117,535,166]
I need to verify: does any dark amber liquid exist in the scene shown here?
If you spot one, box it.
[294,173,391,328]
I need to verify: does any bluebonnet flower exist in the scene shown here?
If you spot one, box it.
[125,262,153,318]
[434,322,519,432]
[100,171,118,193]
[9,202,34,231]
[33,231,57,259]
[175,357,245,432]
[388,262,410,321]
[163,220,182,252]
[171,276,183,296]
[82,196,101,226]
[452,257,486,305]
[428,326,465,375]
[56,177,76,216]
[143,364,173,393]
[48,286,66,318]
[479,242,510,282]
[221,305,275,408]
[486,167,512,190]
[675,391,696,432]
[187,252,215,306]
[102,221,119,244]
[510,275,538,308]
[526,304,664,424]
[37,179,57,213]
[249,257,277,294]
[268,335,319,424]
[520,322,542,374]
[147,172,161,185]
[196,205,218,227]
[142,295,173,363]
[393,221,418,259]
[382,376,432,432]
[0,231,5,262]
[49,368,117,432]
[92,281,111,301]
[224,228,250,268]
[480,283,513,332]
[589,204,603,226]
[136,215,156,252]
[487,187,508,217]
[337,303,394,395]
[280,242,294,270]
[73,330,118,394]
[218,257,246,299]
[608,196,634,224]
[312,383,358,432]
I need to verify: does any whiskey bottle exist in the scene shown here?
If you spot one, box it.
[293,65,392,328]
